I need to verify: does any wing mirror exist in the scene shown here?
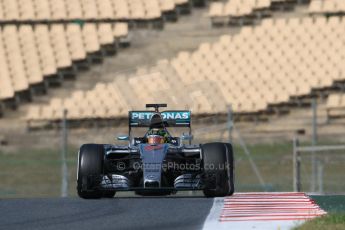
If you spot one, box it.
[181,133,193,141]
[117,135,129,141]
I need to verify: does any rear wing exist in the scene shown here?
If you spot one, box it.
[129,110,191,128]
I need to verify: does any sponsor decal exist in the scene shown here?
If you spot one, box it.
[131,112,190,121]
[131,112,154,120]
[161,112,190,120]
[144,145,164,151]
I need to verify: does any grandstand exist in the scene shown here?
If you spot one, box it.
[0,0,205,118]
[309,0,345,15]
[0,22,129,108]
[209,0,272,26]
[0,0,193,23]
[0,0,344,139]
[208,0,307,26]
[24,14,345,128]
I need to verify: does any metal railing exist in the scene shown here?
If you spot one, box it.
[293,137,345,193]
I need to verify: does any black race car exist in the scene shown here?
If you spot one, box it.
[77,104,234,198]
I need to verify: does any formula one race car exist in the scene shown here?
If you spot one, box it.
[77,104,234,198]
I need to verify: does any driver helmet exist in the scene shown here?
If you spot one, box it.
[147,133,165,145]
[147,114,166,145]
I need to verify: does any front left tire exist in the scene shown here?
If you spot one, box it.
[77,144,116,199]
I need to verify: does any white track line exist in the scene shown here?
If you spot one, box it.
[202,198,225,230]
[202,192,326,230]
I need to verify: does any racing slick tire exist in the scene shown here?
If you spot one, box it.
[202,143,234,197]
[77,144,115,199]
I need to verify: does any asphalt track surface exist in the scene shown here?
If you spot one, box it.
[0,196,214,230]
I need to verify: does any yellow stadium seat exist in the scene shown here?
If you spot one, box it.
[49,0,67,20]
[144,0,162,19]
[33,0,52,20]
[50,24,72,68]
[96,0,114,19]
[82,23,101,53]
[66,0,83,19]
[2,0,20,21]
[18,0,35,20]
[159,0,175,12]
[18,25,44,85]
[80,0,98,19]
[66,24,87,61]
[3,26,29,92]
[98,23,115,45]
[34,25,58,76]
[112,0,130,19]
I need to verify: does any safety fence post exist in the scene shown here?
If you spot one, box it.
[61,109,69,197]
[293,137,301,192]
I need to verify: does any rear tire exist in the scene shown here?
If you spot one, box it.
[202,143,234,197]
[77,144,106,199]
